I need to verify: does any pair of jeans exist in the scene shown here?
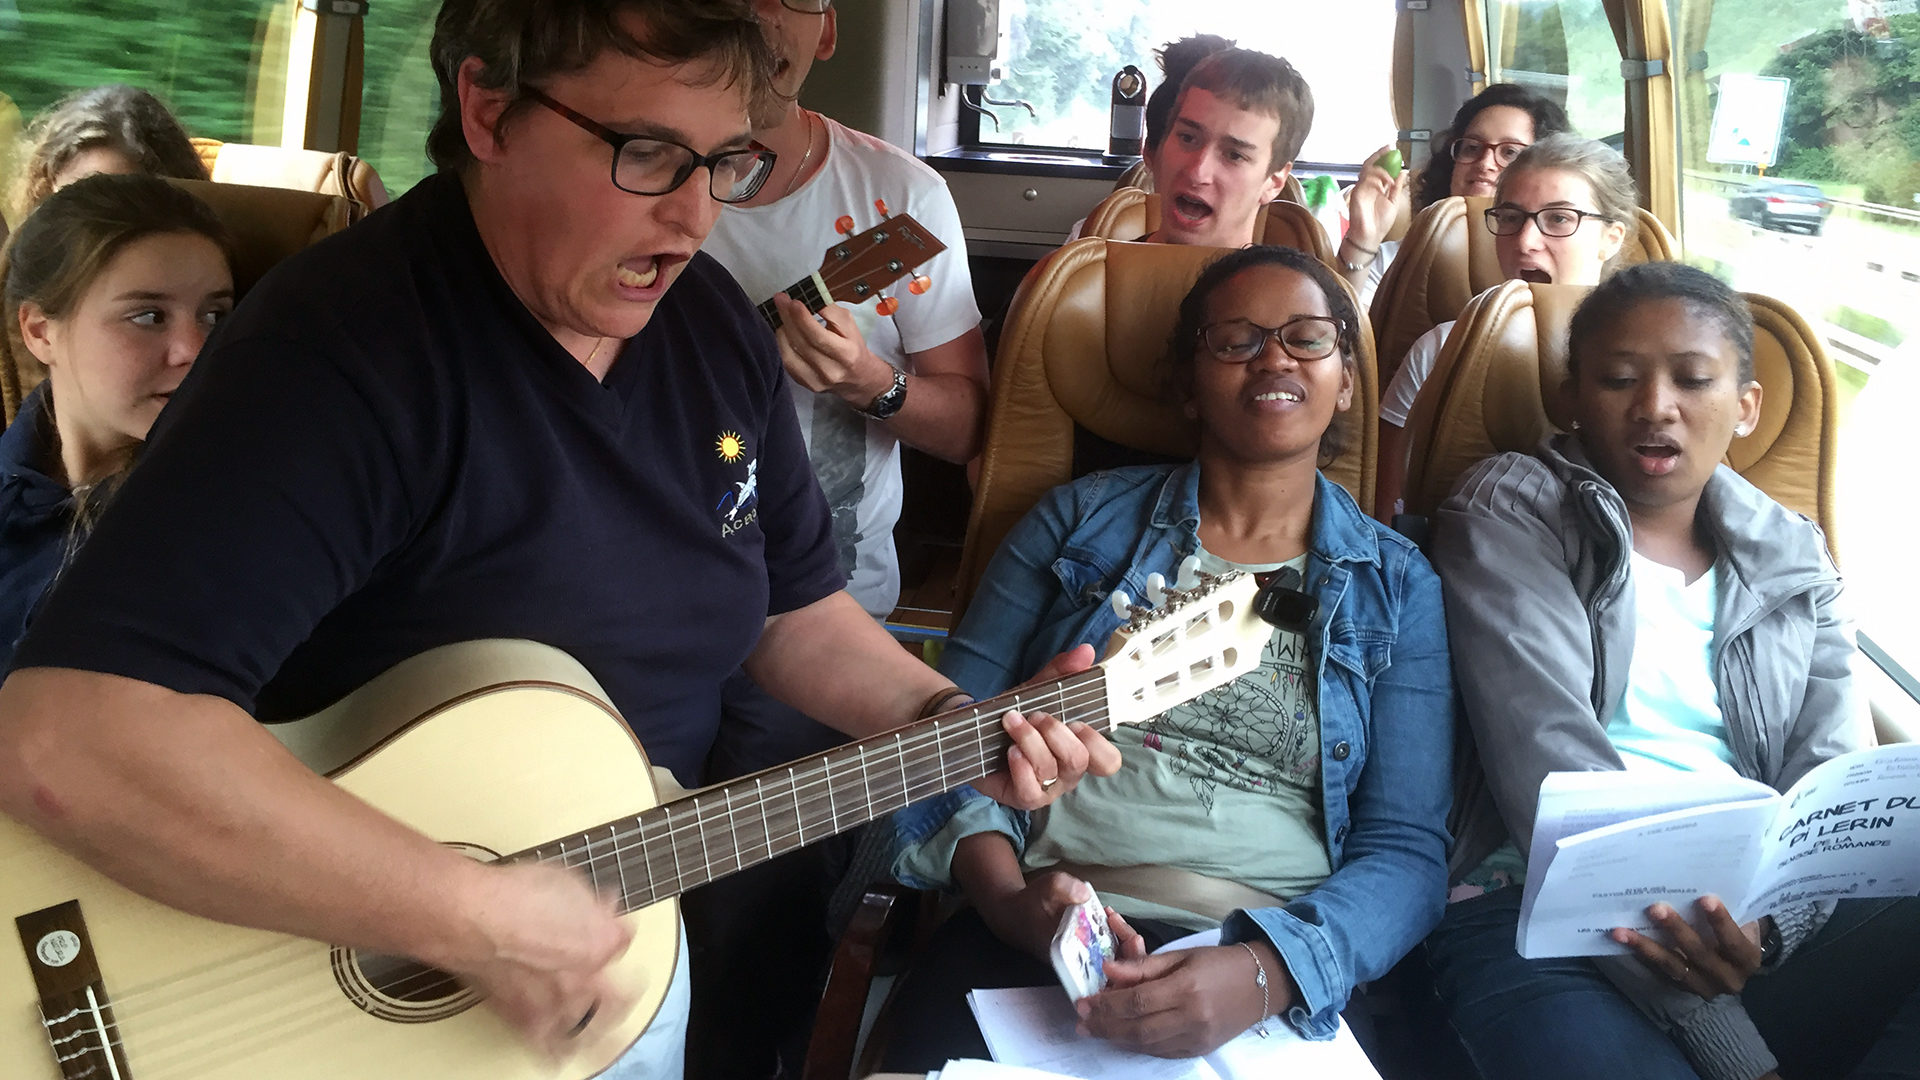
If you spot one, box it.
[1424,889,1920,1080]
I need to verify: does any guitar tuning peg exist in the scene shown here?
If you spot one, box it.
[908,274,932,296]
[874,198,890,217]
[876,295,899,316]
[835,215,855,236]
[1176,555,1202,590]
[1145,573,1168,607]
[1109,589,1133,618]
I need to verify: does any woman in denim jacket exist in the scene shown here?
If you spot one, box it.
[881,246,1454,1069]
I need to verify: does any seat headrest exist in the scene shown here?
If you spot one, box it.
[166,177,355,295]
[190,138,391,220]
[1081,188,1334,266]
[1370,196,1678,379]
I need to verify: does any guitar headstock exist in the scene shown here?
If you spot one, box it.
[1097,570,1271,729]
[817,205,945,311]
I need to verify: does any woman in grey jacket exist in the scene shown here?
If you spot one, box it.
[1424,262,1919,1080]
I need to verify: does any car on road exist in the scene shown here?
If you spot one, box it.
[1729,179,1832,235]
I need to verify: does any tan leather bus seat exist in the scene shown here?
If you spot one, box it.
[955,237,1379,621]
[1370,196,1676,382]
[1079,186,1332,267]
[2,178,355,423]
[1400,280,1839,553]
[191,137,389,222]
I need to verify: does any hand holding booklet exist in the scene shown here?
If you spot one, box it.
[1516,743,1920,959]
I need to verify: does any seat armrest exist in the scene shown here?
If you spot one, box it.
[804,884,914,1080]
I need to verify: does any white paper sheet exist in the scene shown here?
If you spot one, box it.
[964,930,1383,1080]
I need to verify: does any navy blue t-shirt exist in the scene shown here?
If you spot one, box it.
[13,173,843,785]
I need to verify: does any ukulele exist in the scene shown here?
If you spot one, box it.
[755,205,945,331]
[3,572,1274,1079]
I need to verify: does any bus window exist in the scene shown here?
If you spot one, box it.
[968,0,1398,165]
[1484,0,1627,144]
[1673,2,1920,702]
[0,1,293,218]
[358,0,441,198]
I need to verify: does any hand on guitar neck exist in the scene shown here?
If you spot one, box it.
[967,643,1116,810]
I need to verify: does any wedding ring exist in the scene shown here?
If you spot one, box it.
[1040,776,1060,790]
[569,1002,599,1038]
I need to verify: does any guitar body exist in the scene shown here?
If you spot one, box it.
[1,641,676,1079]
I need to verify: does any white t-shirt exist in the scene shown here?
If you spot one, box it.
[1605,552,1738,776]
[1379,319,1454,428]
[704,119,982,617]
[1359,238,1400,310]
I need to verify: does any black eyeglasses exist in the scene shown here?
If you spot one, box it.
[1451,138,1529,166]
[1484,205,1615,238]
[1197,316,1345,363]
[779,0,834,10]
[526,87,777,203]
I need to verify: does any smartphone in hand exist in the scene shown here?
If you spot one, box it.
[1049,888,1117,1001]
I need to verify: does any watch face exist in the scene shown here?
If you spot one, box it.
[865,371,907,419]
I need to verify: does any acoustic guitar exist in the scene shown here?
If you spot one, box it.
[3,571,1273,1079]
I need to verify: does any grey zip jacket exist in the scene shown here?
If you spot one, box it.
[1432,435,1868,1080]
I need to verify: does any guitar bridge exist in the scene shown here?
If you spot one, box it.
[17,899,132,1079]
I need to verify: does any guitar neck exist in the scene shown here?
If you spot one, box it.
[755,272,833,332]
[510,668,1112,914]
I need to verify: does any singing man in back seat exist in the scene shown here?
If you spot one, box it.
[1132,47,1315,250]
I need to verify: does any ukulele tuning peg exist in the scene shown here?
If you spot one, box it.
[908,274,932,296]
[835,214,855,236]
[876,295,900,317]
[874,198,891,217]
[1109,589,1133,617]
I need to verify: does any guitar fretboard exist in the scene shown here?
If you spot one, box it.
[510,669,1111,914]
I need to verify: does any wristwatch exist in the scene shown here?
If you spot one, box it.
[1759,917,1782,968]
[859,369,908,420]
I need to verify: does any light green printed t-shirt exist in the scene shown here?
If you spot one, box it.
[1020,551,1334,924]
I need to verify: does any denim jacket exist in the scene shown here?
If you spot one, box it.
[891,462,1455,1039]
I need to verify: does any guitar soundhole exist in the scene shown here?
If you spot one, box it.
[332,840,490,1023]
[333,947,479,1023]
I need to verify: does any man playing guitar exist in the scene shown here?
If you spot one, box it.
[0,2,1116,1076]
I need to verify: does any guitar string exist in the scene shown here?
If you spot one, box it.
[90,687,1128,1068]
[86,691,1120,1073]
[80,677,1125,1039]
[138,684,1112,1023]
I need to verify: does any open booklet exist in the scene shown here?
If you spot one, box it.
[964,929,1382,1080]
[1517,743,1920,959]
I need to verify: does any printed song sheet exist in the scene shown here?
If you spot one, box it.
[965,930,1382,1080]
[1518,744,1920,958]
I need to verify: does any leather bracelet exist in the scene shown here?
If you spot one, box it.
[917,686,974,720]
[1239,942,1272,1038]
[1338,240,1378,275]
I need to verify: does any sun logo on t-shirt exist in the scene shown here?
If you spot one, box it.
[715,430,746,462]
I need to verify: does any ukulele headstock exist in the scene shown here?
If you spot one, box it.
[818,201,944,314]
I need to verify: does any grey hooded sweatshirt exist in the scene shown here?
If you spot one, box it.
[1433,434,1868,1080]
